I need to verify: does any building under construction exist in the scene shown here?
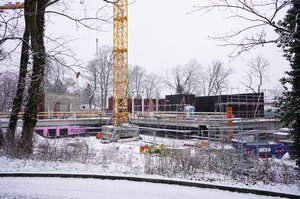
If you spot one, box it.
[108,92,268,119]
[195,92,265,118]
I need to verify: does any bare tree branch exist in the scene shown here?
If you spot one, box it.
[204,60,232,96]
[45,10,110,30]
[240,55,269,93]
[191,0,292,56]
[164,60,202,94]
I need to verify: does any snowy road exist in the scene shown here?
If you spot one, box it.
[0,177,286,199]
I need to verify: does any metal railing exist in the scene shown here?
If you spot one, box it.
[0,111,105,120]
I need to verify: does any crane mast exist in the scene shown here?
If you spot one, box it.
[99,0,139,142]
[112,0,129,126]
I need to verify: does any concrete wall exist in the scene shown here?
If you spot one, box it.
[44,93,80,112]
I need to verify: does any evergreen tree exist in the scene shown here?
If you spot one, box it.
[276,0,300,169]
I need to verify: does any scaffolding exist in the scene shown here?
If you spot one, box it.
[214,89,276,119]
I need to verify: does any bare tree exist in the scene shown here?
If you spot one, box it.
[44,57,76,94]
[192,0,293,57]
[0,71,18,111]
[81,83,96,109]
[0,0,117,152]
[84,59,98,109]
[185,60,202,94]
[128,65,134,97]
[20,0,49,154]
[96,46,113,110]
[201,60,232,96]
[241,55,270,93]
[129,65,146,98]
[83,46,113,110]
[165,59,201,94]
[0,1,31,140]
[144,73,161,99]
[165,65,185,94]
[0,3,24,59]
[0,46,5,61]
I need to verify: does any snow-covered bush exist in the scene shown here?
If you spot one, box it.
[143,147,299,185]
[144,148,206,178]
[34,137,94,163]
[242,156,299,184]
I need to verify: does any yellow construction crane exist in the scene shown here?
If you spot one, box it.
[112,0,129,126]
[0,2,24,11]
[100,0,139,141]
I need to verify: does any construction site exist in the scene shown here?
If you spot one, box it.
[0,0,299,199]
[0,0,295,158]
[1,2,299,198]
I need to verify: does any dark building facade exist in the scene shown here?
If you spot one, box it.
[108,92,265,118]
[165,94,195,111]
[194,93,264,118]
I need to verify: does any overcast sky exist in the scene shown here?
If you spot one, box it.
[3,0,291,95]
[67,0,290,93]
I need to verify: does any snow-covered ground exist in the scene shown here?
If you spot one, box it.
[0,131,299,198]
[0,177,287,199]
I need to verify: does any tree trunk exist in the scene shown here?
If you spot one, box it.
[20,0,48,154]
[104,90,108,111]
[0,120,4,147]
[8,0,31,140]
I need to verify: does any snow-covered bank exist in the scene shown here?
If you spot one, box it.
[0,177,290,199]
[0,134,299,196]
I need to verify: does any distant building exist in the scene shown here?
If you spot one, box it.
[194,93,265,118]
[107,92,265,118]
[41,93,81,112]
[165,94,195,111]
